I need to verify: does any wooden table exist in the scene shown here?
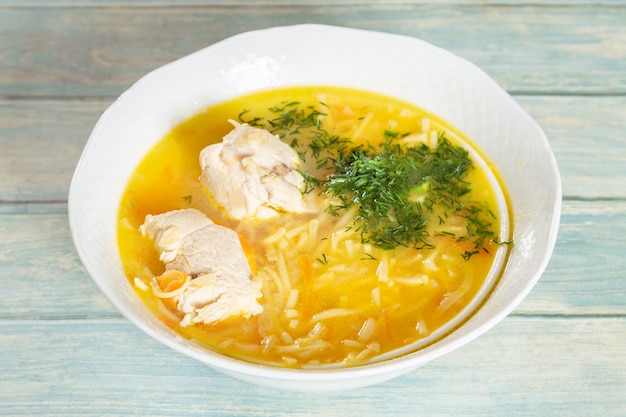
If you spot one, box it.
[2,1,625,415]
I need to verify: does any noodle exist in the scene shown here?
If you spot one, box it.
[285,289,299,309]
[391,274,430,286]
[263,227,286,245]
[311,308,357,322]
[357,318,377,342]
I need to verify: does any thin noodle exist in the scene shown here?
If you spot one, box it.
[401,132,428,146]
[284,309,299,319]
[333,206,359,232]
[259,268,285,302]
[344,238,356,258]
[232,341,261,353]
[376,253,389,282]
[416,320,428,337]
[354,346,375,362]
[422,248,442,272]
[275,251,291,297]
[276,339,327,354]
[342,339,364,349]
[294,232,309,251]
[357,318,377,342]
[308,219,319,242]
[371,287,381,306]
[352,112,373,140]
[391,274,430,286]
[311,308,356,322]
[429,130,438,147]
[133,277,148,291]
[280,331,294,345]
[119,216,133,231]
[262,334,277,353]
[285,289,299,309]
[264,227,286,245]
[285,220,312,239]
[435,274,474,315]
[282,356,298,366]
[308,322,326,338]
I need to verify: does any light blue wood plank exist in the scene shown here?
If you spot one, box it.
[2,0,624,6]
[1,1,622,416]
[516,95,626,199]
[0,316,624,416]
[1,96,625,202]
[1,199,624,318]
[0,5,624,97]
[516,200,626,315]
[0,100,110,202]
[0,203,120,319]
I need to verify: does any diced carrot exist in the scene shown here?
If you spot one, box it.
[156,270,187,292]
[155,270,187,310]
[238,234,257,276]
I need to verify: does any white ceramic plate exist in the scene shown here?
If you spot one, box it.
[69,24,561,391]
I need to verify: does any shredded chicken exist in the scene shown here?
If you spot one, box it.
[199,121,308,220]
[140,208,263,325]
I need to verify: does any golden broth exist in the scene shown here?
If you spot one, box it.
[117,86,509,368]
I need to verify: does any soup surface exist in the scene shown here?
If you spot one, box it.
[118,86,511,368]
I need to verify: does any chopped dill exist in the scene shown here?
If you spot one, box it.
[239,101,351,168]
[462,250,480,261]
[182,195,193,203]
[316,253,329,265]
[238,102,503,256]
[324,134,476,250]
[360,253,378,261]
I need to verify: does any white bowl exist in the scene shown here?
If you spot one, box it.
[68,24,561,392]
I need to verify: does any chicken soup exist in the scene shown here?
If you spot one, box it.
[117,86,512,368]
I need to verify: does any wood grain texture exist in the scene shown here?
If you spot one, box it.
[0,5,624,97]
[0,1,624,415]
[0,203,118,319]
[0,100,110,202]
[2,0,625,6]
[515,96,626,199]
[516,200,626,315]
[1,317,624,416]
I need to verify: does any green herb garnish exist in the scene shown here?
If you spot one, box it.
[239,102,500,256]
[240,101,351,170]
[324,134,475,250]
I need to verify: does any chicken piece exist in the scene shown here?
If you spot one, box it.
[140,208,263,325]
[165,225,252,280]
[199,121,308,220]
[140,208,214,265]
[177,273,263,327]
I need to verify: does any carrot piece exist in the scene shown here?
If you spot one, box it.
[156,270,187,292]
[155,270,187,311]
[238,234,257,276]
